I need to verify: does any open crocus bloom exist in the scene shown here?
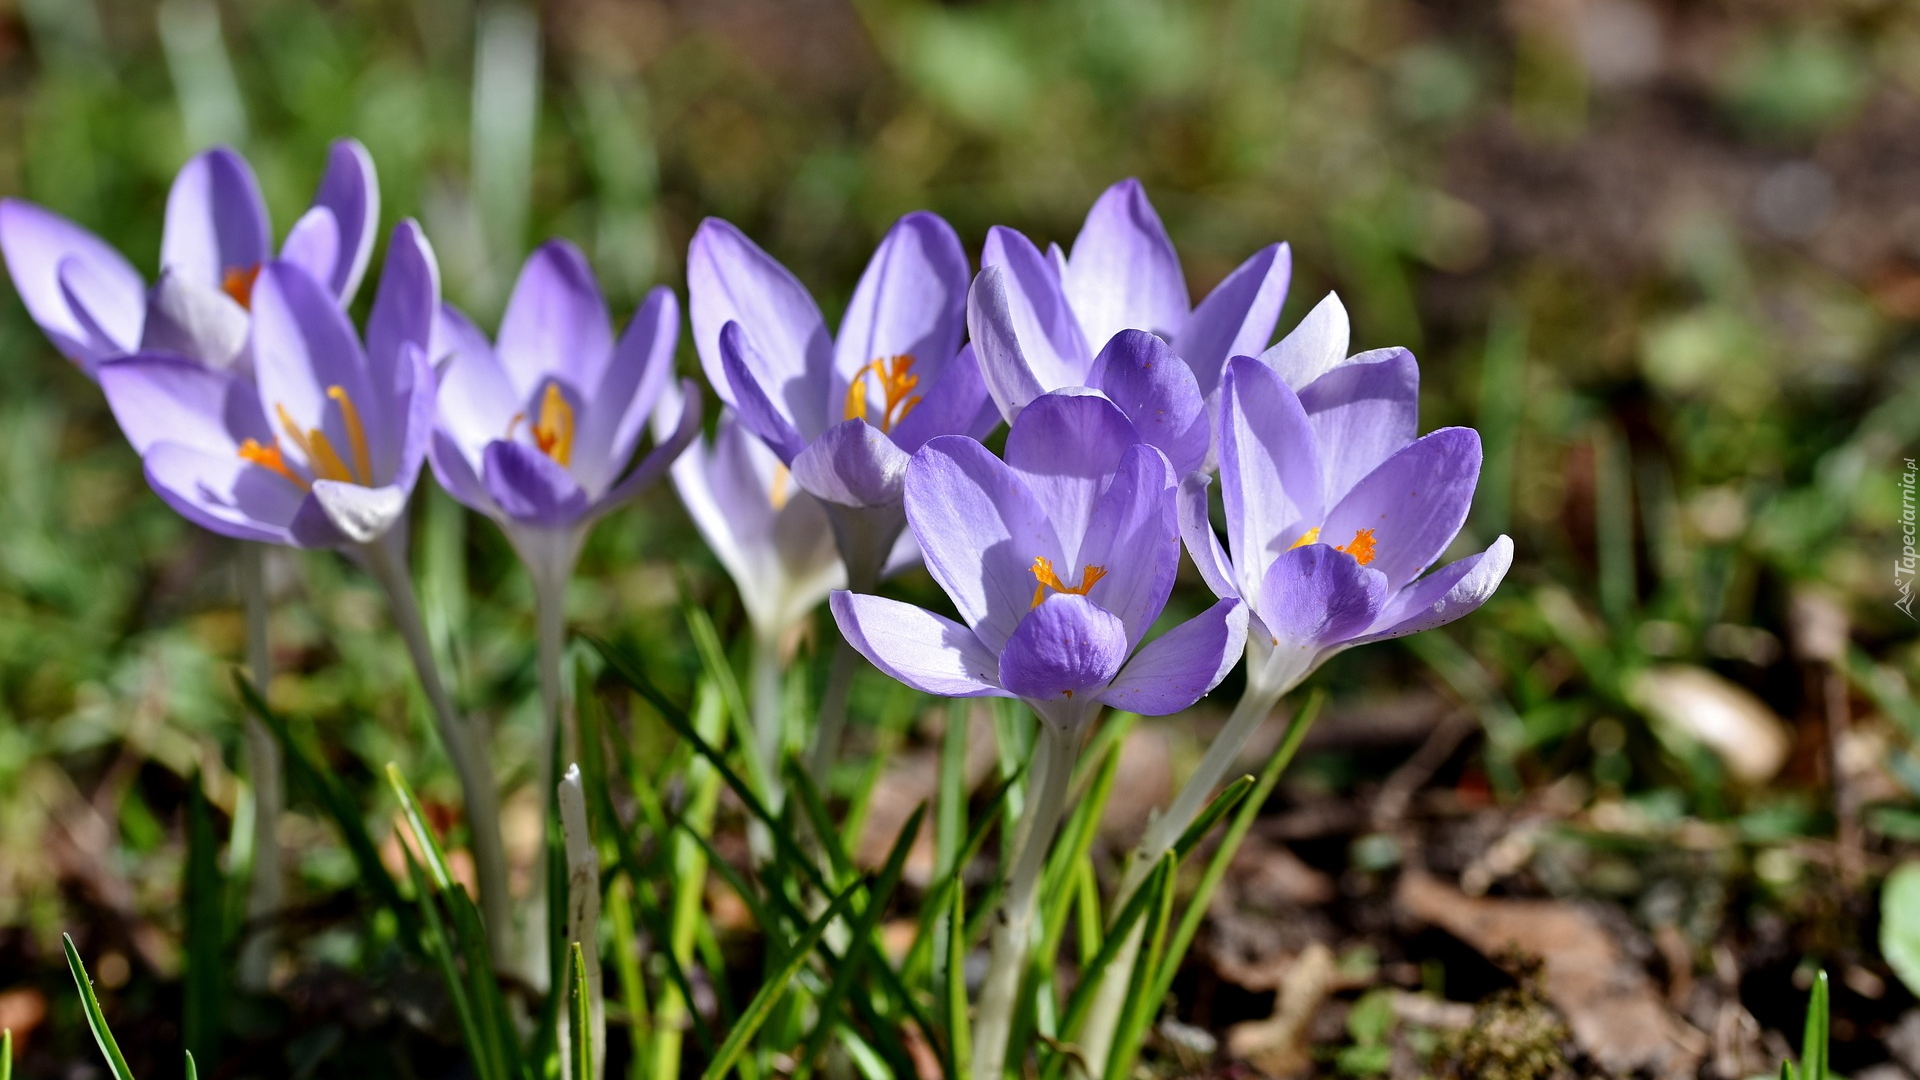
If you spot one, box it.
[969,178,1291,424]
[831,390,1247,731]
[95,221,438,548]
[0,141,377,376]
[428,240,701,581]
[1180,355,1512,696]
[689,212,995,581]
[656,387,844,646]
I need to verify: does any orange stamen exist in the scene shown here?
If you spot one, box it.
[1288,527,1322,551]
[327,386,373,484]
[237,438,310,490]
[770,462,792,511]
[1029,556,1109,609]
[533,384,575,466]
[842,354,921,433]
[1337,528,1377,566]
[222,265,261,309]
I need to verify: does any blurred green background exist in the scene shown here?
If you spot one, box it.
[1,0,1918,1070]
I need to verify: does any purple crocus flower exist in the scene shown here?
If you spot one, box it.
[93,220,439,549]
[655,389,844,646]
[968,178,1291,426]
[428,240,701,586]
[689,212,995,584]
[830,390,1247,731]
[0,141,378,375]
[1180,354,1512,697]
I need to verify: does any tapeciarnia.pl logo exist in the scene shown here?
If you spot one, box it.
[1900,457,1918,620]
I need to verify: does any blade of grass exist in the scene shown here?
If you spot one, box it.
[608,879,651,1078]
[63,934,136,1080]
[2,1028,11,1080]
[783,755,857,885]
[1171,774,1254,862]
[794,804,928,1078]
[1802,969,1829,1080]
[1102,852,1179,1080]
[900,768,1020,986]
[570,942,591,1080]
[945,882,969,1080]
[184,1052,196,1080]
[183,771,225,1066]
[1144,691,1324,1013]
[699,879,867,1080]
[1040,855,1175,1080]
[402,850,496,1080]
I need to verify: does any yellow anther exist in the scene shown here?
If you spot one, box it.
[1288,527,1322,551]
[274,401,357,484]
[843,354,921,433]
[770,462,792,511]
[1029,556,1108,609]
[1337,528,1377,566]
[327,385,373,485]
[533,383,575,466]
[237,438,309,490]
[222,264,261,309]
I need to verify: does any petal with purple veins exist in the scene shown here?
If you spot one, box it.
[1088,328,1208,475]
[483,440,591,526]
[980,226,1092,392]
[688,217,833,433]
[1258,292,1349,389]
[495,239,614,401]
[1099,597,1248,715]
[834,211,969,418]
[143,440,304,545]
[1073,443,1180,649]
[573,286,678,497]
[1350,535,1513,646]
[1298,347,1419,503]
[307,139,379,302]
[1174,242,1291,398]
[250,261,382,484]
[1318,426,1482,592]
[1063,179,1190,347]
[791,417,911,509]
[160,148,271,291]
[721,321,807,462]
[1218,356,1323,597]
[888,341,1001,454]
[997,593,1130,708]
[1178,471,1239,600]
[1258,543,1389,650]
[831,591,1009,698]
[1002,389,1138,559]
[98,352,266,457]
[0,200,144,368]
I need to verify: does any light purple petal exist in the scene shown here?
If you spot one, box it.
[430,429,496,514]
[688,217,833,434]
[574,286,679,497]
[366,221,440,480]
[721,321,806,462]
[249,260,381,484]
[1063,178,1189,347]
[143,440,303,545]
[97,352,267,456]
[1001,389,1137,562]
[278,208,341,296]
[1177,471,1238,600]
[888,341,1000,454]
[1088,328,1208,475]
[967,265,1047,424]
[389,342,436,496]
[433,321,519,470]
[307,138,379,302]
[1218,356,1323,597]
[597,377,701,513]
[904,434,1063,652]
[1174,242,1291,397]
[496,239,614,401]
[432,300,493,371]
[980,226,1092,392]
[1260,543,1389,649]
[834,211,969,421]
[160,148,270,290]
[997,593,1129,706]
[1319,427,1482,592]
[831,590,1008,698]
[484,440,590,525]
[0,199,143,368]
[791,417,911,509]
[1072,443,1180,649]
[137,271,248,369]
[1351,535,1513,646]
[1299,347,1419,502]
[1099,597,1249,715]
[1258,292,1350,389]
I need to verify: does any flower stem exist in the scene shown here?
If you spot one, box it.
[557,765,603,1080]
[235,543,282,992]
[1071,679,1285,1077]
[747,632,786,862]
[972,719,1081,1080]
[810,504,899,782]
[362,532,514,971]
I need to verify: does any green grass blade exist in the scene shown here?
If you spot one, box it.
[402,847,496,1080]
[1145,691,1325,1016]
[238,675,411,925]
[936,699,969,876]
[570,942,592,1080]
[1043,856,1175,1080]
[699,879,866,1080]
[183,1051,196,1080]
[62,934,136,1080]
[183,772,225,1065]
[782,755,856,886]
[608,881,651,1077]
[1103,852,1179,1080]
[1802,969,1830,1080]
[1171,774,1255,861]
[901,768,1019,984]
[795,804,928,1077]
[945,882,970,1080]
[4,1027,14,1080]
[386,764,458,894]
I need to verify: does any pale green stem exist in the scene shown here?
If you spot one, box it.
[809,505,895,782]
[1072,678,1285,1077]
[971,719,1081,1080]
[362,532,514,970]
[558,765,604,1080]
[747,632,787,863]
[528,563,575,989]
[236,543,282,991]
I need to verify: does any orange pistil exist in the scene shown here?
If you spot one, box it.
[1029,556,1109,609]
[843,354,921,433]
[238,438,309,490]
[532,384,576,466]
[222,265,261,309]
